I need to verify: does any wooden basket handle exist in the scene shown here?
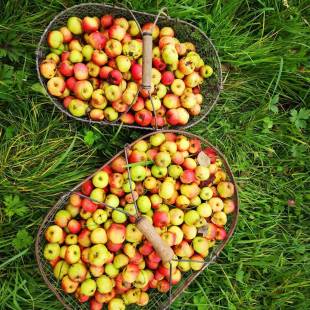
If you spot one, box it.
[136,216,174,264]
[142,32,153,91]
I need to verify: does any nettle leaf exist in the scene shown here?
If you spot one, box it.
[269,94,279,113]
[3,194,27,219]
[289,108,310,129]
[31,83,47,96]
[12,229,33,251]
[262,116,273,133]
[83,130,100,147]
[236,264,244,283]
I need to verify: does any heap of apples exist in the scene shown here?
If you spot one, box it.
[43,132,235,310]
[39,14,214,127]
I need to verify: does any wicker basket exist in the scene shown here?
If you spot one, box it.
[36,3,222,130]
[35,130,238,309]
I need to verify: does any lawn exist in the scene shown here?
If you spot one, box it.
[0,0,309,309]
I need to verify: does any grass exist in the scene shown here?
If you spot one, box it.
[0,0,309,309]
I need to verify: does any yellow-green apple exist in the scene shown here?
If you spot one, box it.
[155,152,171,168]
[181,223,197,240]
[96,275,114,294]
[123,243,136,259]
[145,96,161,111]
[111,208,127,223]
[122,288,141,305]
[74,81,94,100]
[152,210,170,227]
[128,20,139,36]
[171,151,185,165]
[149,132,165,146]
[123,40,142,59]
[161,45,178,65]
[150,194,162,209]
[89,244,109,266]
[44,243,60,260]
[90,227,107,244]
[54,210,71,227]
[161,231,176,246]
[195,166,210,181]
[217,181,234,198]
[105,39,122,58]
[184,210,200,226]
[82,16,99,33]
[107,223,126,244]
[69,50,83,63]
[175,69,185,78]
[108,298,125,310]
[133,270,148,289]
[105,263,119,278]
[163,94,180,109]
[92,171,109,188]
[178,257,190,272]
[208,197,224,212]
[160,140,177,154]
[45,225,63,243]
[47,30,63,48]
[159,180,175,200]
[67,16,82,35]
[175,194,190,209]
[65,234,78,245]
[61,275,79,293]
[87,62,100,77]
[65,244,80,264]
[190,254,204,271]
[81,44,94,61]
[113,253,129,269]
[169,208,184,225]
[197,202,212,218]
[80,278,97,297]
[47,77,65,97]
[180,183,200,199]
[193,236,209,256]
[168,226,183,245]
[89,265,104,277]
[68,262,87,282]
[103,107,118,122]
[160,26,174,38]
[200,65,213,78]
[184,71,202,88]
[199,186,213,200]
[168,164,183,179]
[211,211,227,226]
[105,85,122,102]
[126,224,143,243]
[40,59,57,79]
[151,68,161,85]
[223,199,235,214]
[137,195,151,213]
[59,245,67,259]
[130,165,147,182]
[86,217,99,231]
[116,55,131,73]
[53,260,69,279]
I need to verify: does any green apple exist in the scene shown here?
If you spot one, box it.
[108,298,125,310]
[168,164,183,179]
[137,195,151,213]
[113,253,129,269]
[199,187,213,200]
[197,202,212,218]
[178,257,191,272]
[44,243,60,260]
[130,166,147,182]
[82,44,94,61]
[105,194,120,208]
[112,208,127,223]
[151,165,167,178]
[155,151,171,167]
[122,179,136,193]
[80,278,96,296]
[67,17,83,35]
[88,244,109,266]
[105,263,119,278]
[45,225,63,243]
[68,99,88,117]
[169,208,184,226]
[65,234,78,245]
[93,209,108,224]
[53,260,69,279]
[184,210,200,226]
[68,262,87,282]
[86,217,98,230]
[96,275,114,294]
[195,166,210,181]
[193,236,209,255]
[92,171,109,188]
[149,132,166,146]
[90,188,106,202]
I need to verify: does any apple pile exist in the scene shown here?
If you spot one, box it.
[39,14,214,127]
[43,132,235,310]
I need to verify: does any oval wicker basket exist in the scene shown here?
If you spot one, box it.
[35,130,238,310]
[36,3,222,130]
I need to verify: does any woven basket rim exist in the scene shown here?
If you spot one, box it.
[36,3,223,131]
[35,129,239,310]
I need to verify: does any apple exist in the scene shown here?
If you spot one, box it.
[131,63,142,81]
[61,275,79,293]
[89,244,109,266]
[130,165,147,182]
[123,40,142,60]
[184,210,200,226]
[65,233,78,245]
[180,169,196,184]
[169,208,184,226]
[157,279,170,293]
[161,71,174,85]
[153,57,167,71]
[184,71,202,88]
[200,64,213,78]
[109,25,126,41]
[190,254,204,271]
[105,39,122,58]
[111,208,127,223]
[137,195,151,213]
[74,80,93,101]
[54,209,71,228]
[158,36,175,49]
[223,199,235,214]
[53,260,69,280]
[166,108,179,126]
[196,202,212,218]
[40,59,57,79]
[47,76,65,97]
[199,186,213,201]
[108,298,125,310]
[169,78,185,96]
[65,244,80,264]
[80,278,97,297]
[59,26,72,43]
[174,240,194,257]
[96,275,114,294]
[113,253,129,269]
[87,62,100,77]
[68,262,87,282]
[107,69,123,86]
[171,152,184,165]
[126,223,143,243]
[82,16,100,33]
[122,263,140,283]
[217,181,235,198]
[90,227,107,244]
[163,94,180,109]
[107,223,126,244]
[161,45,178,65]
[101,14,113,28]
[142,22,159,39]
[105,85,122,101]
[115,55,131,73]
[43,243,60,260]
[45,225,63,243]
[92,171,109,188]
[193,236,209,255]
[67,16,82,34]
[47,30,63,49]
[211,211,227,226]
[152,210,170,227]
[145,96,161,111]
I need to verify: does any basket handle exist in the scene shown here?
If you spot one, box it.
[141,32,153,90]
[136,216,174,264]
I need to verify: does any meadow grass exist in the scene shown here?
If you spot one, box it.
[0,0,309,309]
